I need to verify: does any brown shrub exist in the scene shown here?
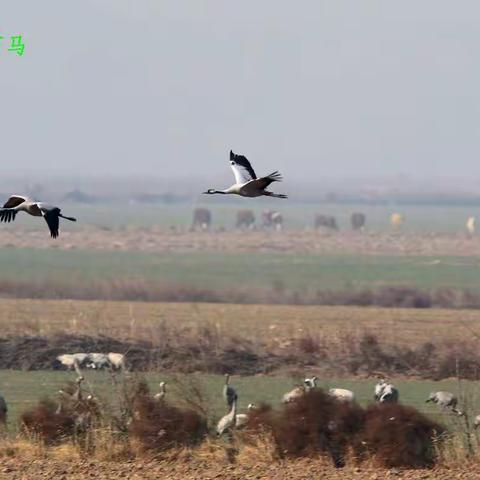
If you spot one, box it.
[242,391,364,467]
[20,398,75,444]
[357,403,444,468]
[129,387,207,453]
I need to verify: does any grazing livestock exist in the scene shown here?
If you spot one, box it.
[191,208,211,231]
[0,195,77,238]
[262,210,283,231]
[329,388,355,403]
[282,386,305,404]
[234,403,256,429]
[236,209,255,229]
[283,377,319,402]
[304,376,319,391]
[86,353,110,370]
[315,214,338,231]
[426,391,462,415]
[107,352,125,370]
[55,353,88,370]
[374,379,399,403]
[466,216,475,236]
[390,213,405,231]
[204,150,287,199]
[223,374,238,410]
[350,212,366,231]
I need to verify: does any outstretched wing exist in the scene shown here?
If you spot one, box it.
[43,210,59,238]
[2,195,29,208]
[230,150,257,184]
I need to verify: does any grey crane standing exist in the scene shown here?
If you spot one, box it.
[223,374,238,410]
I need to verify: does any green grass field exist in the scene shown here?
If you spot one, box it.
[1,370,476,433]
[4,202,477,233]
[1,248,480,292]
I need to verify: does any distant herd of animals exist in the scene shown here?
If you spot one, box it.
[191,208,372,232]
[192,208,479,234]
[0,149,476,237]
[191,208,392,232]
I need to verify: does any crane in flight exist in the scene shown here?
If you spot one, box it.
[203,150,287,199]
[0,195,77,238]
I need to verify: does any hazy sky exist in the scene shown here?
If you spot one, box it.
[1,1,479,185]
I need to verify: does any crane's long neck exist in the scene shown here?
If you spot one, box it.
[59,214,77,222]
[230,399,237,421]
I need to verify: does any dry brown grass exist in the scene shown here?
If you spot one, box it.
[1,227,480,256]
[2,300,480,378]
[1,299,480,349]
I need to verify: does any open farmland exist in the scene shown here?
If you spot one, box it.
[0,250,480,305]
[4,201,478,233]
[0,299,479,349]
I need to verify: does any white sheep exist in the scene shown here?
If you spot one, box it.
[86,353,110,370]
[107,352,125,370]
[304,376,319,391]
[426,391,462,415]
[329,388,355,402]
[374,379,399,403]
[234,403,256,429]
[282,386,305,404]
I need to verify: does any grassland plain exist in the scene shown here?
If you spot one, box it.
[0,249,480,295]
[7,201,478,233]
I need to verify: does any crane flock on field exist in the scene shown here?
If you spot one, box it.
[0,150,478,440]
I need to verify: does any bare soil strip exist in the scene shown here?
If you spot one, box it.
[1,228,480,255]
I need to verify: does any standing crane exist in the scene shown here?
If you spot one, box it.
[223,374,238,410]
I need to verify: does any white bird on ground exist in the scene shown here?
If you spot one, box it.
[216,398,238,436]
[223,374,238,410]
[426,391,462,415]
[154,382,167,401]
[0,195,76,238]
[203,150,287,199]
[329,388,355,403]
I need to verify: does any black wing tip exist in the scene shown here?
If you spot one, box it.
[0,210,17,223]
[230,150,234,159]
[50,230,59,239]
[268,171,283,182]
